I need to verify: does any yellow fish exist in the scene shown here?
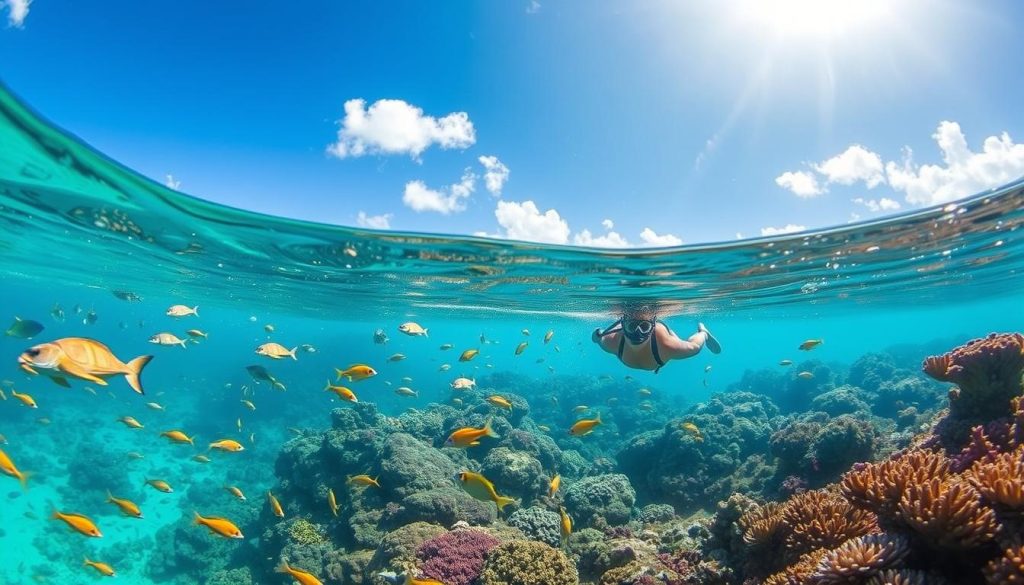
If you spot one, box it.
[241,399,256,410]
[328,488,339,516]
[560,506,572,542]
[193,512,244,539]
[11,390,37,409]
[277,561,324,585]
[256,342,298,360]
[160,430,195,445]
[166,304,199,317]
[404,575,444,585]
[145,478,174,493]
[117,416,144,429]
[487,395,512,410]
[544,330,554,344]
[335,364,377,382]
[549,474,561,498]
[445,419,499,448]
[18,337,152,394]
[226,486,246,501]
[348,474,381,488]
[84,557,115,577]
[681,422,703,442]
[149,332,188,348]
[0,447,30,488]
[798,339,823,351]
[53,510,102,537]
[515,342,528,356]
[569,413,602,437]
[106,490,143,518]
[209,439,245,452]
[322,381,358,403]
[398,322,429,337]
[798,371,815,380]
[459,349,479,362]
[268,491,285,518]
[456,471,517,511]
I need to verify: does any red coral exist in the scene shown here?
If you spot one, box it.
[416,528,500,585]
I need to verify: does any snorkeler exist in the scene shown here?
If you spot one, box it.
[592,308,720,373]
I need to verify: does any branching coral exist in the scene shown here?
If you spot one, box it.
[866,569,945,585]
[762,550,827,585]
[739,502,784,548]
[840,449,951,520]
[897,476,999,550]
[480,540,578,585]
[983,542,1024,584]
[782,490,878,559]
[922,332,1024,420]
[965,445,1024,516]
[416,529,501,585]
[809,533,910,585]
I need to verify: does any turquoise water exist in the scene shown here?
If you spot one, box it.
[2,81,1024,585]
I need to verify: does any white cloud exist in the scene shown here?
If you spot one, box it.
[165,174,181,190]
[601,219,614,230]
[492,200,570,244]
[356,211,393,229]
[639,228,683,247]
[815,145,885,188]
[760,224,806,236]
[3,0,30,27]
[526,0,541,14]
[402,169,476,214]
[852,197,901,212]
[327,98,475,160]
[694,134,719,170]
[775,170,825,198]
[478,155,510,196]
[885,121,1024,206]
[573,229,630,248]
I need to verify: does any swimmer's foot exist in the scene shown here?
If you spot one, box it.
[698,322,722,354]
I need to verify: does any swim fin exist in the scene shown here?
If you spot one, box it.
[698,323,722,354]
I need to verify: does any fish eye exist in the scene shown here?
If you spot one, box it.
[26,348,40,357]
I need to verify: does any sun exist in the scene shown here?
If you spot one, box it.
[740,0,892,41]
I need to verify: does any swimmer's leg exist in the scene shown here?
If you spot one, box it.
[698,323,722,354]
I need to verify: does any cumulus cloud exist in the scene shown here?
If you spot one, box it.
[775,170,824,198]
[815,145,885,188]
[852,197,901,212]
[639,227,683,247]
[760,224,806,236]
[327,98,475,160]
[573,229,630,248]
[601,219,614,230]
[402,169,476,214]
[478,155,510,196]
[356,211,393,229]
[3,0,30,27]
[885,121,1024,206]
[492,200,570,244]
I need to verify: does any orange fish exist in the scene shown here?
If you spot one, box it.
[268,491,285,518]
[18,337,152,394]
[0,447,30,488]
[193,512,244,539]
[277,561,324,585]
[444,419,499,448]
[225,486,247,501]
[347,475,380,488]
[53,510,102,537]
[798,339,823,351]
[569,412,602,436]
[209,439,245,452]
[324,381,357,403]
[10,390,37,408]
[106,490,143,518]
[145,478,174,493]
[335,364,377,382]
[161,430,195,445]
[549,474,561,498]
[328,488,339,516]
[117,416,144,429]
[84,558,116,577]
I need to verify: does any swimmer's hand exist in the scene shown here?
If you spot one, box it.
[592,328,602,343]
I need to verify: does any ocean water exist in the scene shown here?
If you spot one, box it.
[1,80,1024,585]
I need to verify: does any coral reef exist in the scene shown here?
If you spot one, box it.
[480,540,579,585]
[508,506,562,547]
[563,474,636,528]
[416,528,501,585]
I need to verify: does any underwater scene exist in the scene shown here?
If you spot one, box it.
[2,79,1024,585]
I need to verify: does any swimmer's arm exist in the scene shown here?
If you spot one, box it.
[655,324,702,360]
[592,327,621,355]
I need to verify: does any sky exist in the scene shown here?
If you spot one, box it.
[2,0,1024,247]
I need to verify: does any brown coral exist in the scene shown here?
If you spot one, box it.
[480,540,578,585]
[782,490,878,559]
[739,501,784,547]
[866,569,945,585]
[966,445,1024,515]
[922,333,1024,420]
[763,549,827,585]
[840,450,951,521]
[897,476,999,550]
[983,542,1024,584]
[808,533,910,584]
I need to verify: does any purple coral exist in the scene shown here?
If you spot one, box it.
[415,529,500,585]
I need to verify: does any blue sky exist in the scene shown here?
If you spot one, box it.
[2,0,1023,246]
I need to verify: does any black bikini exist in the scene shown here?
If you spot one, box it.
[597,318,666,373]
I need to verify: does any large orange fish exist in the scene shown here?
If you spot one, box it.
[106,490,143,518]
[277,561,324,585]
[0,447,30,489]
[444,419,499,448]
[53,510,102,537]
[18,337,152,394]
[193,512,244,539]
[568,412,602,436]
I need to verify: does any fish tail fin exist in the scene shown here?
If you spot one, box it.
[18,470,30,491]
[106,489,114,503]
[179,340,187,348]
[275,560,291,574]
[290,347,298,360]
[192,511,203,525]
[334,368,344,380]
[596,411,603,425]
[124,355,153,395]
[424,328,429,337]
[483,417,499,438]
[192,306,199,316]
[324,380,331,391]
[83,557,90,566]
[495,496,518,512]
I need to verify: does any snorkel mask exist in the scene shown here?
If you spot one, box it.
[623,316,656,345]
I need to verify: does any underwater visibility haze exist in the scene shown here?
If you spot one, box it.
[2,82,1024,585]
